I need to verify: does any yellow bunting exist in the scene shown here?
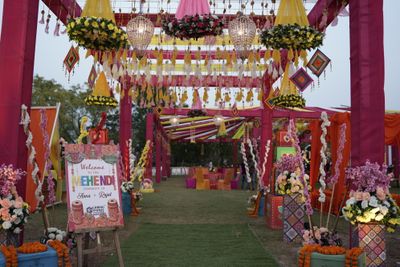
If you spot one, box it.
[203,89,209,103]
[171,90,178,104]
[146,85,153,102]
[294,50,299,66]
[215,88,222,102]
[224,92,231,103]
[157,50,163,66]
[272,49,281,63]
[255,51,261,63]
[172,48,178,66]
[248,50,255,63]
[231,51,237,65]
[236,89,244,102]
[140,55,147,68]
[195,48,201,61]
[81,0,115,22]
[264,50,271,61]
[204,54,209,66]
[300,50,308,66]
[132,51,137,62]
[217,121,227,137]
[181,90,188,105]
[216,47,222,60]
[226,50,232,67]
[122,49,128,62]
[274,0,309,26]
[288,49,294,61]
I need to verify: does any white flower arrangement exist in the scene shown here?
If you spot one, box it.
[45,227,67,242]
[121,181,135,193]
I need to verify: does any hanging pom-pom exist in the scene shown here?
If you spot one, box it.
[53,19,60,36]
[45,14,51,34]
[39,10,45,24]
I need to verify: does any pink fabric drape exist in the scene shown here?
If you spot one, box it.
[0,0,39,198]
[175,0,211,19]
[145,112,154,179]
[155,130,162,183]
[349,0,385,166]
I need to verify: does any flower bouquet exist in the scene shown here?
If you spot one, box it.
[162,14,224,40]
[0,164,30,245]
[67,17,128,51]
[275,154,310,198]
[302,226,342,247]
[40,227,67,244]
[121,181,135,194]
[342,161,400,232]
[260,24,324,51]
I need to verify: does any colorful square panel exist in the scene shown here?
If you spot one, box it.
[289,68,313,92]
[87,65,97,88]
[63,46,79,74]
[307,49,331,77]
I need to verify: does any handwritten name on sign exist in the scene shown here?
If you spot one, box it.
[64,144,124,232]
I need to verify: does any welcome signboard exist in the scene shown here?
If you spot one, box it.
[64,144,124,232]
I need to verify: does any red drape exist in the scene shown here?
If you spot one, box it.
[309,120,322,192]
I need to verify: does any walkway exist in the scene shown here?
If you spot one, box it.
[103,176,280,266]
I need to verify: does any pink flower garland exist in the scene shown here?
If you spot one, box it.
[40,109,56,204]
[288,119,313,215]
[328,124,346,186]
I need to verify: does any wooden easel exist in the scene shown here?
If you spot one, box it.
[75,227,124,267]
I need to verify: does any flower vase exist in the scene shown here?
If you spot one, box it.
[352,223,386,267]
[121,192,132,215]
[3,230,20,247]
[283,193,305,243]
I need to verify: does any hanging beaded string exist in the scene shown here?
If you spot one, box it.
[45,11,51,33]
[240,123,251,183]
[247,138,260,189]
[318,111,330,226]
[260,139,271,189]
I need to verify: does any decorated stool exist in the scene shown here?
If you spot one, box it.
[283,193,304,243]
[352,224,386,266]
[266,194,283,229]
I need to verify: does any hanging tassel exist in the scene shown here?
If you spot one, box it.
[53,19,60,36]
[39,10,45,24]
[217,121,227,137]
[272,49,281,64]
[45,14,51,34]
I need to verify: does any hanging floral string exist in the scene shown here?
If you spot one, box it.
[247,138,260,189]
[40,109,56,204]
[240,141,251,183]
[288,119,312,216]
[131,140,151,182]
[318,112,330,226]
[20,105,44,203]
[326,123,346,228]
[260,140,271,189]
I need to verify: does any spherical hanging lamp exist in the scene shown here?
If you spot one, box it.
[126,15,154,58]
[169,116,180,127]
[213,115,224,126]
[228,14,256,60]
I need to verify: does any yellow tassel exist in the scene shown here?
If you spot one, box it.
[264,50,271,62]
[107,52,113,65]
[216,47,221,60]
[195,48,201,61]
[217,121,227,137]
[146,85,153,102]
[300,50,308,66]
[224,92,231,103]
[246,89,254,103]
[255,51,261,63]
[231,51,237,65]
[248,50,254,63]
[85,49,92,59]
[132,51,137,62]
[172,90,178,104]
[172,48,177,66]
[203,89,209,103]
[115,83,121,94]
[272,49,281,64]
[140,55,147,68]
[157,50,163,66]
[294,50,299,67]
[216,88,222,102]
[226,51,232,67]
[204,54,209,66]
[235,89,243,102]
[288,49,294,61]
[258,88,263,101]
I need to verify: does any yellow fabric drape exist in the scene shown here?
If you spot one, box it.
[92,72,111,97]
[81,0,116,22]
[274,0,309,26]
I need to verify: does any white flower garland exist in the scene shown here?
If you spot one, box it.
[318,112,330,203]
[260,140,271,189]
[247,138,260,187]
[20,104,44,202]
[240,141,251,183]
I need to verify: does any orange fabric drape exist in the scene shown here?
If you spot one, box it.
[384,114,400,146]
[309,120,322,192]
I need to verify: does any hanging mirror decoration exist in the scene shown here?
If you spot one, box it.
[126,1,155,59]
[228,14,257,60]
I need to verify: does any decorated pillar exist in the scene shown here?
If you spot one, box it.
[119,79,132,180]
[0,0,40,197]
[349,0,385,166]
[155,130,162,183]
[167,142,172,177]
[145,112,154,179]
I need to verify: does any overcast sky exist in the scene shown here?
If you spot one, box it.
[0,1,399,110]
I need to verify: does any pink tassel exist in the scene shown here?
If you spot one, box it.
[45,14,51,34]
[319,11,328,30]
[61,27,67,34]
[53,20,60,36]
[39,10,45,24]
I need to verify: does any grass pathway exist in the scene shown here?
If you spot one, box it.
[103,176,279,266]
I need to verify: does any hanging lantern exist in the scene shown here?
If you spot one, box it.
[169,116,180,127]
[228,14,256,60]
[213,115,224,126]
[126,15,154,58]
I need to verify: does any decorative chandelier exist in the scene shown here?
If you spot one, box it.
[169,116,180,127]
[213,115,224,126]
[228,14,256,60]
[126,15,154,58]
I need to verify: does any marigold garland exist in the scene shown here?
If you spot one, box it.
[84,95,118,107]
[17,242,47,254]
[1,245,18,267]
[271,94,306,108]
[48,240,72,267]
[298,245,363,267]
